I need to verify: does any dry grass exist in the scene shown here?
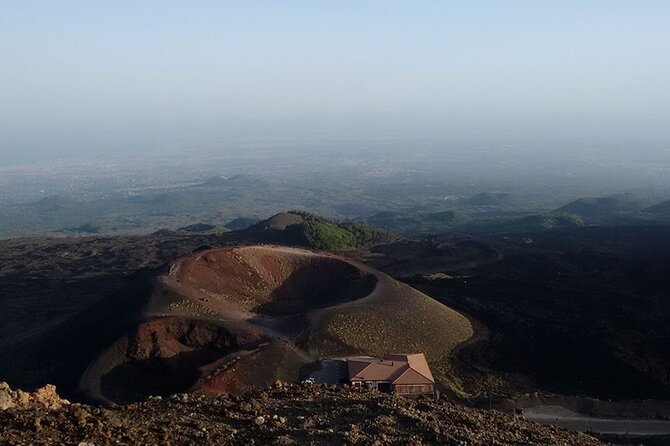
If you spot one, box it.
[307,278,473,386]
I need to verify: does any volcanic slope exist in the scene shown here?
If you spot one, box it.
[0,382,604,446]
[82,245,473,402]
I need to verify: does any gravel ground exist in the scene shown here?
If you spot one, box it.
[0,382,604,445]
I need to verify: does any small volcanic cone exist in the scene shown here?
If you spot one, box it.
[81,245,473,403]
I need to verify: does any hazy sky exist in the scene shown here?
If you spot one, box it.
[1,1,669,165]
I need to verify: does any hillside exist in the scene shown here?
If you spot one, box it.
[0,214,401,402]
[224,216,261,230]
[252,211,398,249]
[646,199,670,216]
[3,221,670,406]
[469,213,584,234]
[3,218,670,446]
[251,212,305,231]
[555,193,644,217]
[0,382,603,446]
[402,225,670,400]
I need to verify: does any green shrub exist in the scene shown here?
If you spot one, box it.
[277,210,397,249]
[286,221,357,250]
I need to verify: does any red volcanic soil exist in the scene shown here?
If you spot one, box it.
[170,246,377,315]
[87,317,263,403]
[193,340,309,395]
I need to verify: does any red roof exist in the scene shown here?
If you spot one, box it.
[347,353,434,385]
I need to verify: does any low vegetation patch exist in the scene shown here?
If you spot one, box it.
[284,211,395,250]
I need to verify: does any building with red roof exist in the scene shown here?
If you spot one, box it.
[346,353,435,396]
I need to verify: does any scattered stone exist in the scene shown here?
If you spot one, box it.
[0,383,605,445]
[0,382,12,410]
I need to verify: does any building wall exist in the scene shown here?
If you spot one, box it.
[352,381,435,395]
[393,384,434,395]
[352,380,391,391]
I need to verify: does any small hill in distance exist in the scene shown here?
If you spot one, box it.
[645,198,670,217]
[28,195,79,211]
[555,193,644,217]
[251,211,398,250]
[149,212,395,249]
[224,216,261,231]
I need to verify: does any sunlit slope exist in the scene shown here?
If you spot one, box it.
[169,245,473,384]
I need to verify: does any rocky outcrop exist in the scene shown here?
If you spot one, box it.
[0,382,69,411]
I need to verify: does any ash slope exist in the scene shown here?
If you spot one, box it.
[81,245,473,403]
[0,382,603,446]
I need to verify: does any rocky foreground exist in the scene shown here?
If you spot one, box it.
[0,382,603,445]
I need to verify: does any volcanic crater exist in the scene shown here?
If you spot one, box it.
[81,245,473,403]
[171,245,378,316]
